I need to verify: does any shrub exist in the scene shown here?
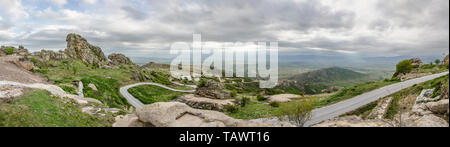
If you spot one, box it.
[256,94,267,101]
[230,89,238,97]
[198,78,207,87]
[269,101,279,107]
[396,60,413,74]
[435,59,441,65]
[5,47,14,55]
[276,98,315,127]
[240,96,250,107]
[224,105,239,113]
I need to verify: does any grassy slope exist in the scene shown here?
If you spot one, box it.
[315,80,398,107]
[127,85,187,104]
[38,60,135,108]
[0,90,113,127]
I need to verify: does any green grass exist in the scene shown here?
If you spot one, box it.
[128,85,187,104]
[39,60,136,108]
[0,90,113,127]
[227,101,280,120]
[315,80,398,107]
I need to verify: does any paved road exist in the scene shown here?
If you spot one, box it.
[304,71,449,126]
[119,82,196,109]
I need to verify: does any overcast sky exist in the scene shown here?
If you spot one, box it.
[0,0,448,58]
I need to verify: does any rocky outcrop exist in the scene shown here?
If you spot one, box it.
[175,94,236,111]
[65,33,106,65]
[367,97,393,119]
[195,80,230,99]
[410,58,424,68]
[135,102,294,127]
[442,55,449,66]
[108,53,134,65]
[13,56,34,71]
[0,46,30,56]
[268,94,301,103]
[34,50,68,61]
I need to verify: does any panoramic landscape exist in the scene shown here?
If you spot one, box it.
[0,0,449,129]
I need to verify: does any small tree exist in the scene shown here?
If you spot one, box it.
[240,96,250,107]
[5,47,14,55]
[276,98,315,127]
[435,59,441,65]
[396,60,413,74]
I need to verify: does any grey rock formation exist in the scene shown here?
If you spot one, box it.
[34,50,68,61]
[175,94,236,111]
[108,53,134,65]
[65,33,106,65]
[195,80,230,99]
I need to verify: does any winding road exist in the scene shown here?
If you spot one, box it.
[119,72,448,126]
[119,82,196,108]
[304,71,449,126]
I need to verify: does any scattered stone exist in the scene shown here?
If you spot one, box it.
[81,106,102,115]
[268,94,301,103]
[367,97,393,119]
[321,86,341,93]
[104,108,121,114]
[175,94,236,111]
[415,89,440,104]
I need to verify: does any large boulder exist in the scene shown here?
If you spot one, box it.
[113,114,148,127]
[410,114,449,127]
[425,99,449,114]
[108,53,134,65]
[65,33,107,65]
[268,94,301,103]
[175,94,236,111]
[136,102,294,127]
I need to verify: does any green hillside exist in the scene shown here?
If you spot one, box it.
[278,67,368,94]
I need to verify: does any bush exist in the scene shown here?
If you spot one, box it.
[198,78,207,87]
[396,60,413,74]
[224,105,239,113]
[5,47,14,55]
[435,59,441,65]
[276,98,315,127]
[240,96,250,107]
[256,94,267,101]
[269,101,279,107]
[230,89,238,97]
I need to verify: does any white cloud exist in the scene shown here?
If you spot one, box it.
[45,0,67,7]
[82,0,98,4]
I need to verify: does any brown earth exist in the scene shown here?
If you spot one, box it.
[0,56,49,84]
